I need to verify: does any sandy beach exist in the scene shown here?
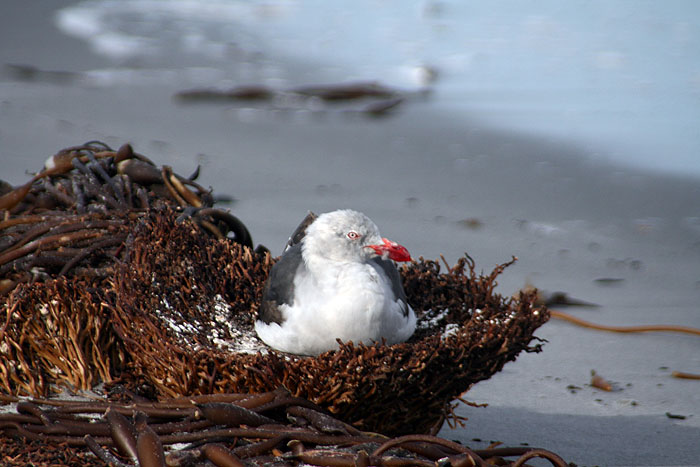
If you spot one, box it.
[1,1,699,465]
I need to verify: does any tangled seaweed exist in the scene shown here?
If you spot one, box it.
[0,141,253,296]
[0,390,568,466]
[1,208,547,434]
[1,142,553,464]
[175,80,417,117]
[549,309,700,336]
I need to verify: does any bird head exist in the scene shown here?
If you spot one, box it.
[303,209,411,263]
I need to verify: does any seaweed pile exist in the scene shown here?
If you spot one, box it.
[0,389,568,466]
[0,141,253,296]
[175,81,422,117]
[1,142,551,463]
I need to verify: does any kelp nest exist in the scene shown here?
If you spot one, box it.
[0,142,552,464]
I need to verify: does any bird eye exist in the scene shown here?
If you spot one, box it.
[347,231,361,240]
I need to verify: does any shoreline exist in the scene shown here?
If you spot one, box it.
[1,2,699,465]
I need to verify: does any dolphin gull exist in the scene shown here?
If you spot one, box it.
[255,209,416,356]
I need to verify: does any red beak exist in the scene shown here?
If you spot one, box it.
[368,238,412,262]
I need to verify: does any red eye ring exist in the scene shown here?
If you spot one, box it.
[347,231,361,240]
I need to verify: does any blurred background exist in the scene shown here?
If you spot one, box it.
[2,1,699,464]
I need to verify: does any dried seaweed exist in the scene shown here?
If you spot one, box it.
[0,391,568,466]
[95,210,547,435]
[0,141,250,295]
[1,205,547,434]
[174,81,411,117]
[1,142,551,465]
[550,309,700,336]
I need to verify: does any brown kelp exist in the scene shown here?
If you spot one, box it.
[0,390,568,466]
[2,141,548,446]
[0,141,251,295]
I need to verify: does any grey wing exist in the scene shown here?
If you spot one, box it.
[259,243,304,325]
[371,257,410,317]
[283,211,317,251]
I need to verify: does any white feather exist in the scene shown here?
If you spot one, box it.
[255,210,416,356]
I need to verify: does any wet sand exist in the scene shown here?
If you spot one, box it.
[1,2,699,465]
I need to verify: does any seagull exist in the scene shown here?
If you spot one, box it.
[255,209,416,356]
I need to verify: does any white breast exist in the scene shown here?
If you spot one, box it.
[255,260,415,356]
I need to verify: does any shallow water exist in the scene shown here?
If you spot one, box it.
[53,0,700,178]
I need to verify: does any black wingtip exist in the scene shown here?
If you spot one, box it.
[284,211,318,251]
